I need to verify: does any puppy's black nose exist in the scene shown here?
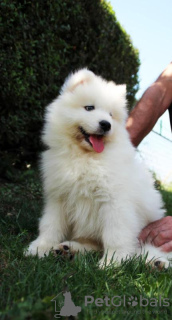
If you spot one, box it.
[99,120,111,132]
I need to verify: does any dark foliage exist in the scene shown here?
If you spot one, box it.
[0,0,140,176]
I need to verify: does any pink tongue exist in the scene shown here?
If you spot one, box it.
[89,135,104,153]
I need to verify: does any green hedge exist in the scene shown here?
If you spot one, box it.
[0,0,140,176]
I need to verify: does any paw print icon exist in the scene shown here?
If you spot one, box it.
[128,296,138,307]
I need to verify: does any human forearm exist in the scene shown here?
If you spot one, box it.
[126,62,172,147]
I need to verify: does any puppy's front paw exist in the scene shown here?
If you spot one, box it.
[25,239,57,257]
[53,241,75,260]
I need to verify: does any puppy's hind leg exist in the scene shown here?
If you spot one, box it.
[140,243,172,269]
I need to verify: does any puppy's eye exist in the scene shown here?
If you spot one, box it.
[110,112,112,117]
[84,106,95,111]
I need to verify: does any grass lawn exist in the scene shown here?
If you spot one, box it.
[1,168,172,320]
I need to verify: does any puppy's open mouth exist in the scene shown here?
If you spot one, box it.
[79,127,104,153]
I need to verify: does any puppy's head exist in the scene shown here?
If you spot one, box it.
[43,69,127,153]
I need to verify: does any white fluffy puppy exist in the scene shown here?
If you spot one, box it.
[26,69,172,268]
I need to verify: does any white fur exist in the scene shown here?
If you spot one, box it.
[26,69,172,267]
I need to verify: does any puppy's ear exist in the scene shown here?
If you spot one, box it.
[116,84,126,99]
[108,81,126,99]
[61,68,95,94]
[107,81,127,122]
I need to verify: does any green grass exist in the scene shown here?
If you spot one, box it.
[1,169,172,320]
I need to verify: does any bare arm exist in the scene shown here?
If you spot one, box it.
[127,63,172,251]
[126,62,172,252]
[126,62,172,147]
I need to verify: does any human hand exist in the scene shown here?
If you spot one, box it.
[138,216,172,252]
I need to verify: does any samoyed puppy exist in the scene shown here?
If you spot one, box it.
[26,69,172,268]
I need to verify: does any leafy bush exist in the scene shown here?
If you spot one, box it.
[0,0,140,175]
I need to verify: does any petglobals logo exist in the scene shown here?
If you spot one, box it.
[51,291,170,318]
[84,295,170,308]
[51,290,81,318]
